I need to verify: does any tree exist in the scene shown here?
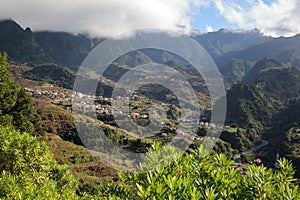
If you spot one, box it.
[0,52,18,125]
[0,52,41,134]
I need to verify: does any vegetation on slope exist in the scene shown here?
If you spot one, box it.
[34,31,102,69]
[0,126,79,199]
[0,52,41,134]
[225,83,278,130]
[1,127,299,200]
[95,143,300,199]
[0,20,52,64]
[266,98,300,178]
[224,59,300,178]
[0,18,300,197]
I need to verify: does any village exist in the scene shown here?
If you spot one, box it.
[23,81,275,175]
[24,84,221,138]
[23,80,257,146]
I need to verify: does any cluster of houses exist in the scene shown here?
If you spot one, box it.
[72,92,112,114]
[25,87,71,103]
[95,104,111,114]
[234,157,263,176]
[73,92,151,119]
[176,130,200,140]
[199,121,210,127]
[29,88,223,141]
[130,112,149,119]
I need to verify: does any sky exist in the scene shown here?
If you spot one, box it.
[0,0,299,37]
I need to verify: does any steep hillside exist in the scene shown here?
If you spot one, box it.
[0,19,103,69]
[23,64,75,89]
[225,83,278,130]
[194,28,272,59]
[266,99,300,178]
[243,58,285,83]
[226,59,300,130]
[218,34,300,71]
[254,66,300,100]
[220,59,254,84]
[0,20,52,64]
[34,32,102,69]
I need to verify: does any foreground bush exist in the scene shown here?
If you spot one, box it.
[0,126,299,199]
[97,143,300,200]
[0,126,79,200]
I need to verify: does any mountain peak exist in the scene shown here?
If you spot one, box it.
[243,58,284,83]
[0,19,18,24]
[216,28,262,35]
[25,27,32,32]
[0,19,53,64]
[254,57,283,69]
[0,19,24,32]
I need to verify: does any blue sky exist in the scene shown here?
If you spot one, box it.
[190,0,283,32]
[0,0,299,37]
[190,0,300,36]
[191,3,236,32]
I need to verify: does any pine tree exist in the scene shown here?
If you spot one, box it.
[0,52,41,134]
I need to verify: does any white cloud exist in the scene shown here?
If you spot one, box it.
[213,0,300,37]
[0,0,209,37]
[206,25,213,32]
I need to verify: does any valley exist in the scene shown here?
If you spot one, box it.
[0,19,299,198]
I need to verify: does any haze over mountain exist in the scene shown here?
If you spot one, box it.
[193,28,273,59]
[217,34,300,70]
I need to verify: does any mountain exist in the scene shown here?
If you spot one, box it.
[225,58,300,130]
[219,59,255,84]
[209,33,300,84]
[243,58,284,83]
[194,28,272,60]
[225,83,277,130]
[252,66,300,101]
[0,20,52,64]
[34,32,103,70]
[243,58,300,100]
[2,19,300,92]
[0,19,103,70]
[217,34,300,73]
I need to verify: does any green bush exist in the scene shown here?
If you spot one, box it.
[96,143,299,200]
[0,126,80,199]
[0,126,299,199]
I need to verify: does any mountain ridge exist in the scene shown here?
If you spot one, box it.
[2,19,300,86]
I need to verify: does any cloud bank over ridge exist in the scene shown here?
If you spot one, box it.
[0,0,209,37]
[0,0,299,37]
[214,0,300,37]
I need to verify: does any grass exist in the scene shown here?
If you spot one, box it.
[32,98,73,134]
[40,133,117,189]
